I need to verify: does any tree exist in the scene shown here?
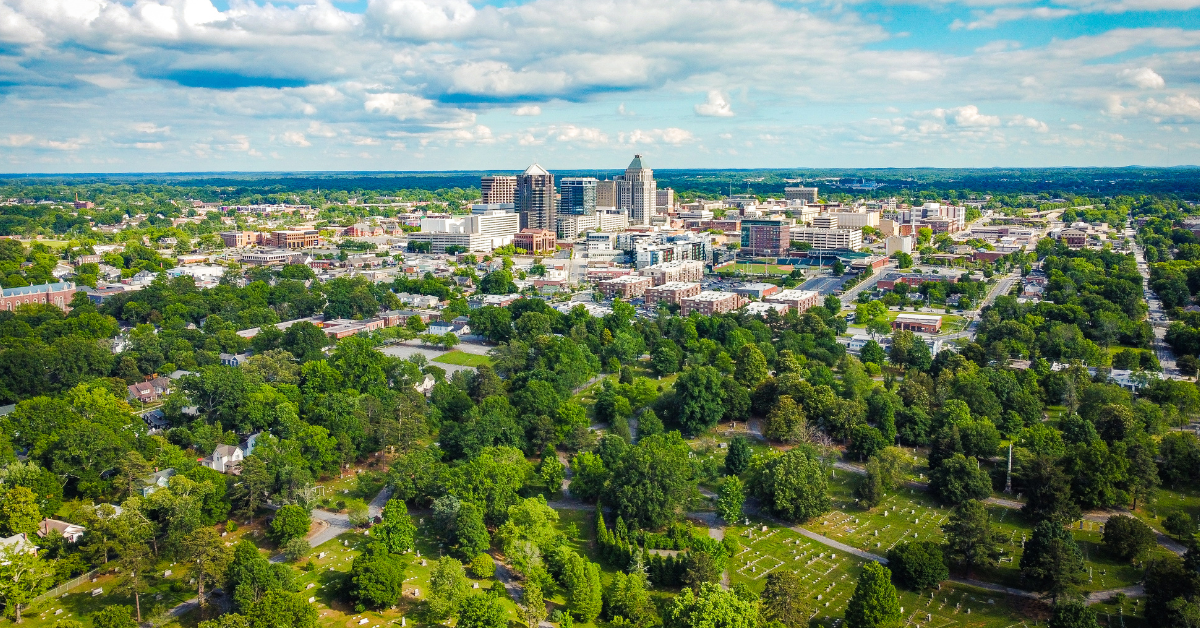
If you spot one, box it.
[665,582,758,628]
[269,505,310,546]
[230,455,272,518]
[683,551,720,591]
[764,395,807,444]
[1019,454,1080,524]
[91,606,136,628]
[725,436,752,475]
[520,578,547,628]
[458,591,508,628]
[539,445,565,497]
[856,457,885,509]
[182,527,232,607]
[376,498,417,554]
[861,340,887,366]
[455,502,490,559]
[762,570,811,628]
[747,446,831,522]
[942,499,1002,575]
[717,476,745,524]
[605,571,654,626]
[606,432,695,529]
[1020,519,1086,602]
[833,260,846,276]
[0,487,40,537]
[282,321,329,362]
[651,340,682,375]
[1048,601,1099,628]
[928,454,991,506]
[247,591,318,628]
[562,551,603,623]
[845,562,902,628]
[115,535,153,623]
[348,546,406,611]
[0,544,53,623]
[471,553,496,578]
[429,557,470,618]
[886,541,948,590]
[1164,511,1196,539]
[282,537,310,562]
[1102,515,1156,561]
[673,366,725,436]
[856,301,891,338]
[734,344,768,388]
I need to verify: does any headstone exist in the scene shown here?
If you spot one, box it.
[55,610,63,616]
[359,619,369,625]
[164,570,172,577]
[91,588,103,597]
[307,583,315,589]
[308,597,315,603]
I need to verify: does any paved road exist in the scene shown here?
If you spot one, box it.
[839,265,889,306]
[1128,231,1180,375]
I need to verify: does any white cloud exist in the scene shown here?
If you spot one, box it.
[135,142,163,150]
[951,7,1076,30]
[694,91,735,117]
[134,123,170,134]
[0,135,35,147]
[1009,115,1049,132]
[936,105,1001,127]
[621,128,697,145]
[1119,67,1165,89]
[513,105,542,116]
[279,131,311,147]
[364,93,436,120]
[549,125,609,144]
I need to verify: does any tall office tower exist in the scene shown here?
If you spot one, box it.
[617,154,656,226]
[559,177,598,215]
[481,175,517,204]
[515,164,556,231]
[656,187,675,210]
[597,180,617,208]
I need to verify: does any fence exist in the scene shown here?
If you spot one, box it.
[31,568,102,606]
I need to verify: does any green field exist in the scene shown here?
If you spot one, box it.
[732,262,795,275]
[433,351,492,367]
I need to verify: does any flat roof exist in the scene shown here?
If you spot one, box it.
[686,290,738,302]
[894,314,942,323]
[651,281,701,291]
[769,289,820,300]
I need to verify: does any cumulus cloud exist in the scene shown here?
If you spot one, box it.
[936,105,1001,127]
[279,131,311,147]
[694,91,735,117]
[951,7,1076,30]
[548,125,609,144]
[1119,67,1165,89]
[621,128,696,145]
[364,93,436,120]
[513,105,542,116]
[1009,115,1049,132]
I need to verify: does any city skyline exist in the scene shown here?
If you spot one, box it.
[0,0,1199,172]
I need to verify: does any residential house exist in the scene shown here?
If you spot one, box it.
[127,376,172,403]
[140,469,176,497]
[0,533,36,556]
[38,519,86,543]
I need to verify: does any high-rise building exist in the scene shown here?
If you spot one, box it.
[515,164,555,231]
[481,175,517,204]
[559,177,597,215]
[596,180,617,208]
[616,154,656,226]
[785,187,818,203]
[656,188,675,211]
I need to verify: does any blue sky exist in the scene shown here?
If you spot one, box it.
[1,0,1199,172]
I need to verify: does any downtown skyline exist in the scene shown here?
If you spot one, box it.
[0,0,1199,172]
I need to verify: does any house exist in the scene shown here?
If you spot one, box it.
[201,444,243,474]
[128,376,172,403]
[415,374,436,396]
[38,519,86,543]
[142,409,169,431]
[140,468,176,497]
[0,533,37,556]
[219,352,251,367]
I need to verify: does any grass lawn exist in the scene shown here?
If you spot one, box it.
[21,558,198,628]
[733,262,795,275]
[433,351,492,367]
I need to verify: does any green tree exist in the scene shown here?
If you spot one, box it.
[1020,519,1086,602]
[457,591,508,628]
[455,502,491,559]
[1164,511,1196,539]
[471,553,495,578]
[717,476,746,524]
[747,446,831,522]
[0,544,53,623]
[929,454,991,506]
[521,578,547,628]
[115,534,153,622]
[348,546,406,611]
[1102,515,1157,561]
[651,340,682,375]
[230,455,272,518]
[942,499,1002,575]
[673,366,726,436]
[856,457,886,509]
[1019,454,1080,524]
[861,340,887,367]
[665,582,758,628]
[764,395,807,444]
[562,551,603,622]
[282,537,311,563]
[269,505,310,546]
[91,606,136,628]
[429,557,470,618]
[376,498,417,554]
[724,436,752,475]
[762,570,811,628]
[247,591,318,628]
[606,432,695,529]
[886,541,948,590]
[734,344,768,388]
[539,445,565,497]
[845,562,902,628]
[1048,601,1099,628]
[683,551,720,591]
[182,526,233,607]
[0,487,40,537]
[856,301,891,338]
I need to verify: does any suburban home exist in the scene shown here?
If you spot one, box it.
[219,352,251,367]
[200,433,261,475]
[414,373,436,396]
[128,376,172,403]
[38,518,86,543]
[140,468,176,497]
[0,533,37,556]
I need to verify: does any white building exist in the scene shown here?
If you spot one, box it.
[409,210,520,253]
[790,227,864,251]
[886,235,913,255]
[743,301,791,317]
[616,155,657,226]
[831,211,880,229]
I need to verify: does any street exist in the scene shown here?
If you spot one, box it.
[1126,226,1179,375]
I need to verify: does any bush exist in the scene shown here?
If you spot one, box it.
[886,541,948,590]
[269,504,310,545]
[1103,515,1157,561]
[91,606,136,628]
[471,553,496,579]
[1163,511,1196,539]
[283,537,311,562]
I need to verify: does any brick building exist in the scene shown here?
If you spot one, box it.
[598,275,654,299]
[764,289,821,313]
[740,219,792,256]
[1,281,78,313]
[680,291,744,316]
[892,314,942,334]
[644,281,701,306]
[733,282,780,299]
[514,229,557,253]
[876,272,958,291]
[640,259,704,286]
[218,231,263,248]
[268,230,320,249]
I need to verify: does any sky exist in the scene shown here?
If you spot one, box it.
[1,0,1200,172]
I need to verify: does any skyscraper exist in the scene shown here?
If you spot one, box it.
[616,154,656,226]
[515,164,556,231]
[481,175,517,204]
[559,177,597,215]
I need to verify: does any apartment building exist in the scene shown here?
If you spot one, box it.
[680,291,744,316]
[740,219,792,256]
[644,281,701,305]
[764,289,821,313]
[640,259,705,285]
[599,275,654,299]
[789,227,863,251]
[481,175,517,204]
[743,301,791,317]
[268,230,319,249]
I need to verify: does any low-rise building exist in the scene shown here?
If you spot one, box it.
[640,259,704,285]
[885,235,913,255]
[599,275,654,299]
[644,281,701,305]
[877,272,958,291]
[741,219,792,256]
[764,289,821,313]
[1060,229,1087,249]
[269,230,320,249]
[514,228,557,253]
[140,469,176,497]
[128,376,172,403]
[790,227,863,251]
[892,314,942,334]
[680,291,744,316]
[37,518,86,543]
[733,282,780,299]
[1,281,78,313]
[742,301,791,317]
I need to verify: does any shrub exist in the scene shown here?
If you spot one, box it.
[886,541,948,590]
[471,553,496,579]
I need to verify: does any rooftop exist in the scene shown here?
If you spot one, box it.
[687,290,738,302]
[895,314,943,323]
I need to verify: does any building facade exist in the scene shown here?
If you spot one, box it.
[218,231,263,248]
[789,227,863,251]
[892,314,942,334]
[481,175,517,204]
[559,177,598,215]
[640,259,705,285]
[680,291,744,316]
[409,210,521,253]
[596,180,617,208]
[1,281,77,312]
[644,281,701,305]
[741,219,792,256]
[616,155,656,226]
[516,164,556,231]
[514,229,556,253]
[764,289,821,313]
[268,230,319,249]
[785,187,818,203]
[598,275,654,299]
